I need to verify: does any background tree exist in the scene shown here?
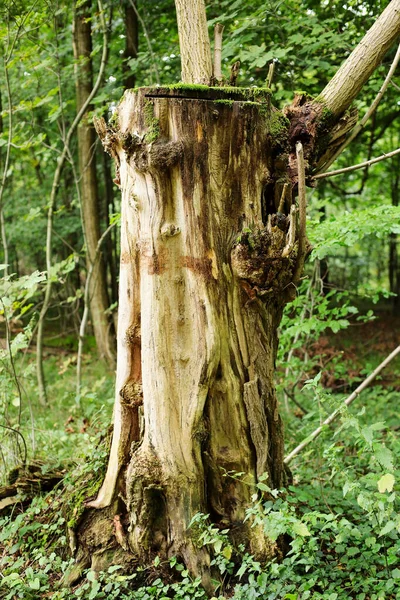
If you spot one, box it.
[73,0,115,367]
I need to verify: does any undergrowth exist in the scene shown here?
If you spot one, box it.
[1,270,399,599]
[1,383,399,599]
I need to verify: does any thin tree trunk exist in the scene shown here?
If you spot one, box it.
[174,0,212,84]
[73,0,115,366]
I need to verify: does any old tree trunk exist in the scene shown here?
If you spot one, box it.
[70,0,400,586]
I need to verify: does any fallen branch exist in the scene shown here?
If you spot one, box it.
[314,147,400,180]
[284,343,400,464]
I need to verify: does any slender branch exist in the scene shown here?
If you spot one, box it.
[0,425,27,467]
[284,343,400,464]
[213,23,224,82]
[325,42,400,169]
[36,0,109,405]
[314,147,400,180]
[76,222,115,399]
[292,142,307,285]
[266,61,275,89]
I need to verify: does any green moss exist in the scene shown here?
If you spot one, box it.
[214,99,235,107]
[268,111,290,147]
[163,83,210,92]
[143,100,160,143]
[109,110,119,128]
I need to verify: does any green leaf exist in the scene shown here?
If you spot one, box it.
[373,444,394,471]
[28,577,41,590]
[292,521,311,537]
[377,474,395,493]
[222,545,232,560]
[379,521,396,537]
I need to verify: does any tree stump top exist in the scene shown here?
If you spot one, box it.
[128,85,272,105]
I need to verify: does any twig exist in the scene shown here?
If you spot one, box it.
[291,141,307,285]
[314,147,400,180]
[324,42,400,169]
[283,388,308,415]
[213,23,224,82]
[76,222,115,399]
[36,0,109,405]
[284,343,400,464]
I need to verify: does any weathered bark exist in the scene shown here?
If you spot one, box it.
[84,86,304,576]
[73,0,115,366]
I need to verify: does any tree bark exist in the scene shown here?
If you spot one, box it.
[73,0,115,366]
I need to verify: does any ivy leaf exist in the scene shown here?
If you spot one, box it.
[377,474,395,493]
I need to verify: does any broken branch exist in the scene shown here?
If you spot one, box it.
[213,23,224,82]
[291,142,307,285]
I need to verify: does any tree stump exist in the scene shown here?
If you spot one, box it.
[91,85,300,574]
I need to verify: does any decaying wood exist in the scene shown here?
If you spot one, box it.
[86,87,308,576]
[0,463,65,514]
[291,142,307,288]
